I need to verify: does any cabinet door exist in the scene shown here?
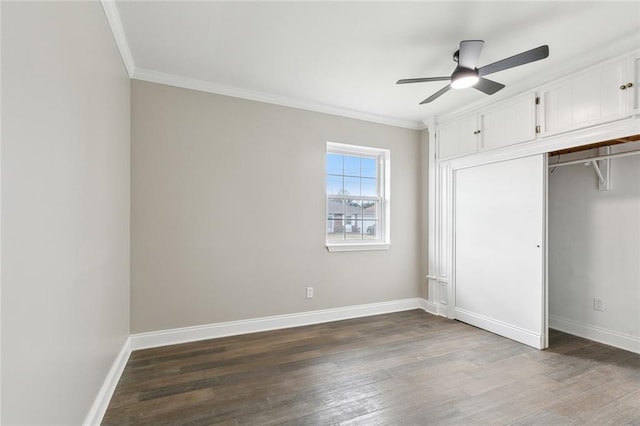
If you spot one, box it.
[479,92,537,151]
[540,57,628,136]
[436,114,478,159]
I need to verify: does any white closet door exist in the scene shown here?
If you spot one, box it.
[455,154,547,349]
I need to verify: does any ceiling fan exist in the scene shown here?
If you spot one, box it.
[397,40,549,104]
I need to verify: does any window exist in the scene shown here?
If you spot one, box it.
[326,142,390,251]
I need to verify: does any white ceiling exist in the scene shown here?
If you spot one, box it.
[113,1,640,129]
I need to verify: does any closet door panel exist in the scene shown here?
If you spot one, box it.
[455,155,547,349]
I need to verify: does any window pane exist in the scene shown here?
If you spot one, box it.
[326,175,343,195]
[346,219,365,240]
[327,198,346,217]
[361,177,377,197]
[344,200,361,239]
[327,219,344,241]
[327,197,346,241]
[343,155,360,177]
[344,176,360,196]
[326,154,343,175]
[363,219,377,240]
[362,201,378,220]
[345,200,363,217]
[361,157,377,178]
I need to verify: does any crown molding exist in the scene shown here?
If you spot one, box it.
[101,0,135,78]
[132,68,424,130]
[98,0,423,130]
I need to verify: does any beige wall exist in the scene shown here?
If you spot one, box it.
[131,80,421,333]
[1,2,130,424]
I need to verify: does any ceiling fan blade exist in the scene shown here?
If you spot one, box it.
[420,85,452,104]
[396,77,450,84]
[479,45,549,77]
[458,40,485,69]
[473,77,505,95]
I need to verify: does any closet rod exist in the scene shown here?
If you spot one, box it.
[548,149,640,168]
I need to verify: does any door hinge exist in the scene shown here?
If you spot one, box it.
[535,96,540,105]
[535,125,541,134]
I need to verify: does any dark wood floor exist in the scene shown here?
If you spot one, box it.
[102,310,640,425]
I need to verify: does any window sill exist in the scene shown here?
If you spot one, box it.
[326,242,391,252]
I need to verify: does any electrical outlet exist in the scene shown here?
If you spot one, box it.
[593,298,604,311]
[306,287,314,299]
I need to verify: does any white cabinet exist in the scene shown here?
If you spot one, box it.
[437,92,537,158]
[436,50,639,158]
[479,92,537,151]
[539,56,628,136]
[436,114,478,159]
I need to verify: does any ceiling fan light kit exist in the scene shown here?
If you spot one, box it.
[450,69,479,89]
[397,40,549,104]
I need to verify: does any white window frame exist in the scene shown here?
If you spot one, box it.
[326,142,390,252]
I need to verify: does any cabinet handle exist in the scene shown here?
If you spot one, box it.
[627,82,634,88]
[473,130,481,135]
[620,84,627,90]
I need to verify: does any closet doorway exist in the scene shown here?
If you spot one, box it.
[547,135,640,353]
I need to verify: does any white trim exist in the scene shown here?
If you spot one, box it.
[132,68,423,130]
[0,1,3,420]
[426,120,438,315]
[100,0,135,78]
[437,303,449,317]
[326,242,390,252]
[549,315,640,355]
[454,307,544,349]
[420,299,439,316]
[131,299,424,350]
[326,142,389,157]
[83,337,132,426]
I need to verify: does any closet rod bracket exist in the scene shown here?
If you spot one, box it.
[587,146,610,191]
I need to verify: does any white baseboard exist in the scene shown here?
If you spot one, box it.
[437,303,450,317]
[420,298,439,315]
[455,307,543,349]
[87,298,432,425]
[83,336,132,426]
[549,315,640,355]
[132,298,428,350]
